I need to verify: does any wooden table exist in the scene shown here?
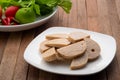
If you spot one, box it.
[0,0,120,80]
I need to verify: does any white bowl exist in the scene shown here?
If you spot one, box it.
[0,8,57,32]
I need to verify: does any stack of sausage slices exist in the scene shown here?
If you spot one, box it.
[39,32,101,70]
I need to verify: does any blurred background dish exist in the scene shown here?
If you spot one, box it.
[0,8,57,32]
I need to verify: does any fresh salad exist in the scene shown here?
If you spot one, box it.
[0,0,72,25]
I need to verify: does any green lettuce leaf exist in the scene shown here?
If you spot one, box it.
[33,4,40,15]
[36,0,59,7]
[58,0,72,13]
[36,0,72,13]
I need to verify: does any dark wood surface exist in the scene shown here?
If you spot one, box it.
[0,0,120,80]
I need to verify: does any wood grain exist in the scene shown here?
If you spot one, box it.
[77,0,88,29]
[68,0,78,28]
[58,7,69,27]
[97,0,112,35]
[115,0,120,69]
[39,70,54,80]
[0,33,9,64]
[106,0,120,80]
[13,30,35,80]
[115,0,120,20]
[27,65,39,80]
[86,0,101,32]
[0,32,22,80]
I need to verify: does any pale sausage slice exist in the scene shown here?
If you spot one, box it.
[70,52,88,70]
[46,33,69,39]
[85,38,100,61]
[45,39,71,47]
[69,32,90,42]
[42,48,57,62]
[40,40,51,53]
[57,41,87,59]
[55,52,65,61]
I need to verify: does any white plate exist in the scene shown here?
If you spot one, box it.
[0,8,57,32]
[24,27,116,75]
